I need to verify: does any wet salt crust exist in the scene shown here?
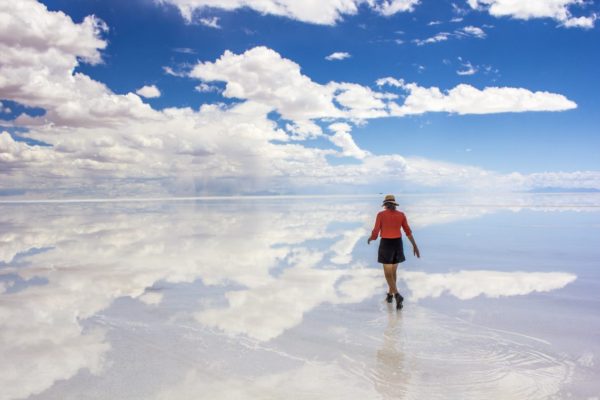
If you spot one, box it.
[1,194,599,399]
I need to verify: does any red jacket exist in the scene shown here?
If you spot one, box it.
[370,209,412,241]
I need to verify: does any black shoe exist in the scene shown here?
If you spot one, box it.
[386,293,393,303]
[395,293,404,310]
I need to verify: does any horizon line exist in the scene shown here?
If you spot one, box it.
[1,191,600,204]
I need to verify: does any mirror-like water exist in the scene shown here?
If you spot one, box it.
[1,194,599,399]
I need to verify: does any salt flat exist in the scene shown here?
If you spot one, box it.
[1,194,598,399]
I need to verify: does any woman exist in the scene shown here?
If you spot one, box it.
[368,194,420,310]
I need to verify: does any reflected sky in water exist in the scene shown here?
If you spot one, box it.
[1,194,599,400]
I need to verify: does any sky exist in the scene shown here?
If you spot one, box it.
[1,0,599,197]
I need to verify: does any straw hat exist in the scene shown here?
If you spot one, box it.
[382,194,399,206]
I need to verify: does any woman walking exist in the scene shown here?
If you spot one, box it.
[368,195,420,310]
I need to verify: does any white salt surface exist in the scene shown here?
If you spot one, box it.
[1,194,599,399]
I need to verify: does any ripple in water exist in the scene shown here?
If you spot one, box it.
[346,306,573,400]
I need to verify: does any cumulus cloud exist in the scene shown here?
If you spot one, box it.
[387,82,577,116]
[0,0,107,65]
[561,14,597,28]
[156,0,420,25]
[371,0,421,16]
[325,51,351,61]
[188,46,390,122]
[190,47,342,121]
[136,85,161,98]
[0,0,591,197]
[328,123,370,159]
[468,0,597,29]
[0,0,156,129]
[376,77,406,88]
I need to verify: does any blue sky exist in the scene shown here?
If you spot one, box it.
[1,0,599,197]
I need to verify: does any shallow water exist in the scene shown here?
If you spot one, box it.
[1,194,599,399]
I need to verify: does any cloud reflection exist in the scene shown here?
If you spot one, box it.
[402,270,576,301]
[0,201,373,398]
[0,194,589,399]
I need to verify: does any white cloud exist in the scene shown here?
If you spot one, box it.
[0,0,591,197]
[0,1,156,129]
[190,47,341,121]
[156,0,420,25]
[452,1,469,16]
[413,32,451,45]
[157,0,361,25]
[457,61,477,75]
[388,82,577,116]
[163,65,188,77]
[325,51,351,61]
[136,85,162,98]
[0,0,108,65]
[561,14,597,28]
[195,82,220,93]
[199,16,221,28]
[459,25,486,38]
[138,291,164,305]
[328,123,369,159]
[331,82,392,119]
[189,47,390,122]
[376,77,406,88]
[468,0,597,29]
[371,0,421,16]
[414,25,486,45]
[284,120,323,140]
[519,170,600,190]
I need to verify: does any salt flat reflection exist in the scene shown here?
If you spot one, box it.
[155,305,574,400]
[402,270,576,301]
[0,194,594,399]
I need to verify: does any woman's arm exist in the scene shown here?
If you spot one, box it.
[401,214,420,257]
[367,213,382,244]
[406,234,420,258]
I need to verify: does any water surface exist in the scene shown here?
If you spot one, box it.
[1,194,599,399]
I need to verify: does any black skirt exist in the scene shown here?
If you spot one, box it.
[378,238,406,264]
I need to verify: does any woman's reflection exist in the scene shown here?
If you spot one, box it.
[374,305,409,399]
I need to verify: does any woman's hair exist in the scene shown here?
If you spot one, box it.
[384,202,396,210]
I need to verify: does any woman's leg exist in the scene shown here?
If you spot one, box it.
[383,264,398,294]
[392,263,398,286]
